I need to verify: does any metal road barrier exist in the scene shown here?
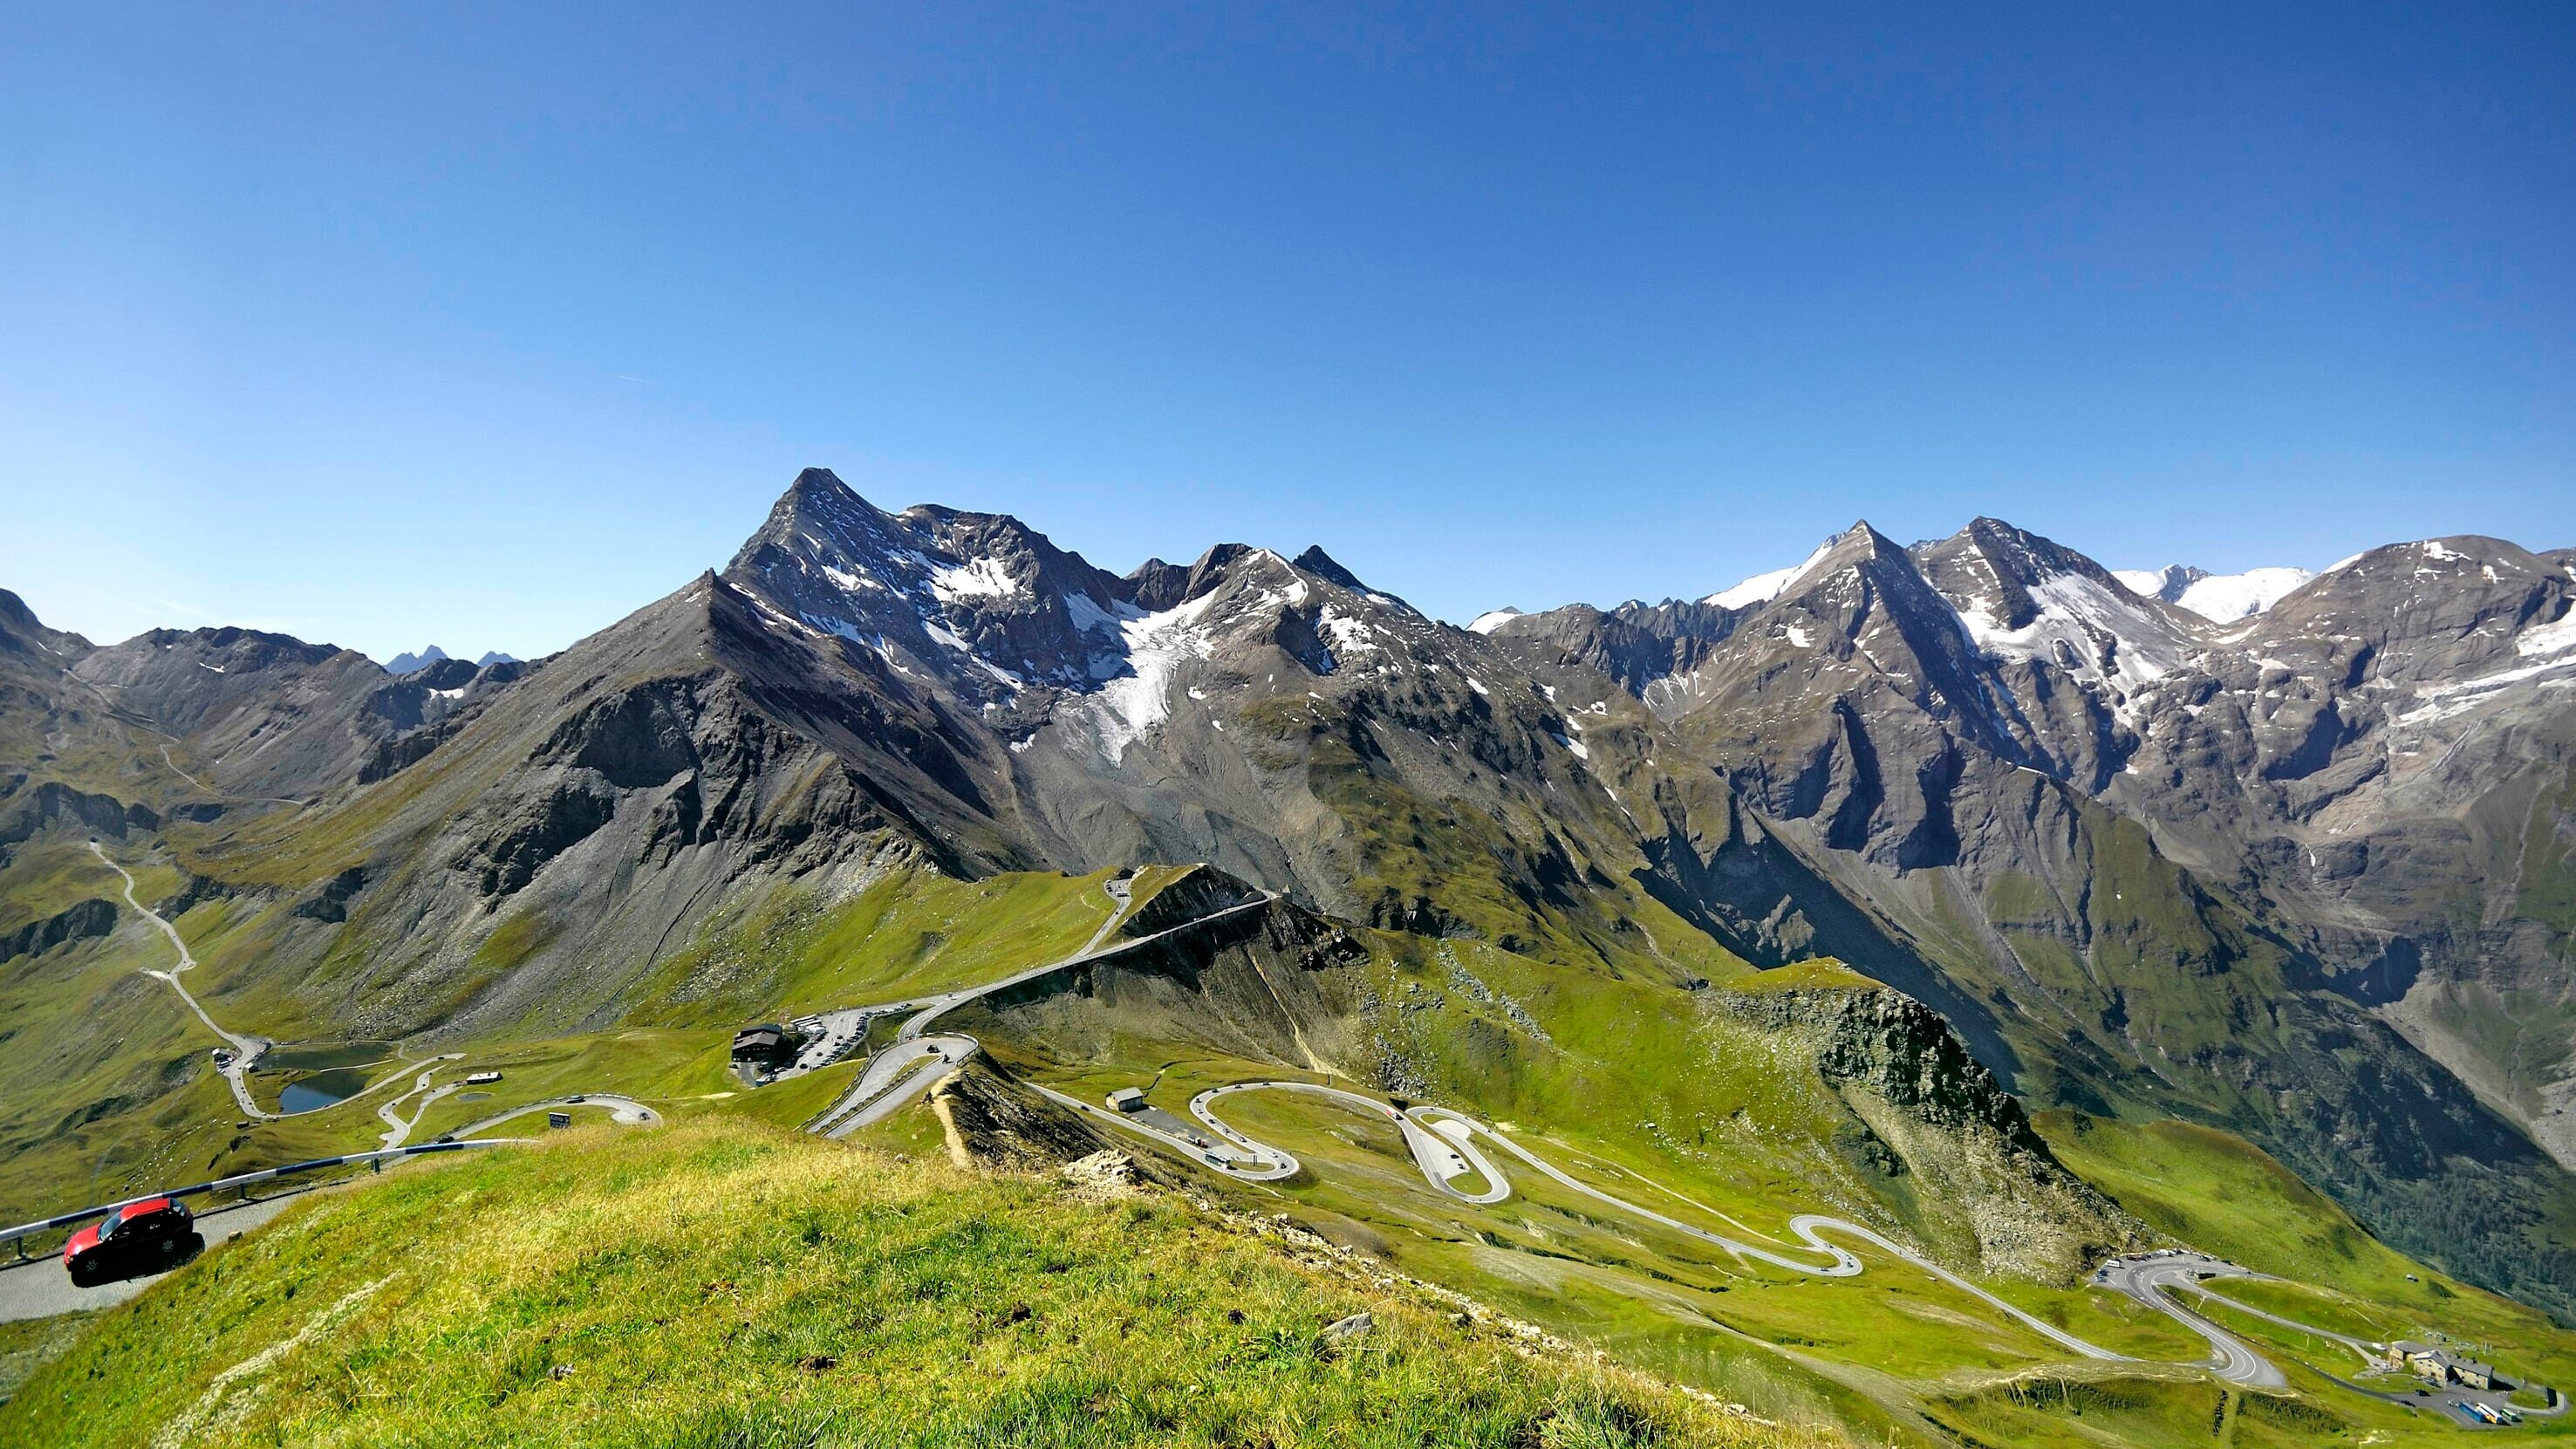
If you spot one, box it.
[0,1138,522,1261]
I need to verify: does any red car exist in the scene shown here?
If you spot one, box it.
[63,1196,197,1287]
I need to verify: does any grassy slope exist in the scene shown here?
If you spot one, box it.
[2038,1109,2576,1424]
[625,865,1121,1028]
[18,780,2576,1447]
[986,932,2188,1439]
[0,1311,92,1403]
[1,1118,1828,1449]
[0,840,1122,1222]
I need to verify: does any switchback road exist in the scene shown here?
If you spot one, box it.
[796,880,1268,1136]
[2097,1253,2285,1388]
[92,843,273,1121]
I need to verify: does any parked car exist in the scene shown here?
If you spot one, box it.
[63,1197,199,1286]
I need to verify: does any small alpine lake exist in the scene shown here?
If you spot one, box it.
[277,1066,372,1114]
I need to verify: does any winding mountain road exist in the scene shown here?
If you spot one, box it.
[2098,1254,2286,1388]
[1164,1081,2120,1362]
[769,873,2468,1399]
[374,1056,467,1148]
[446,1094,658,1139]
[92,843,273,1121]
[91,844,482,1137]
[797,878,1269,1135]
[813,1038,974,1138]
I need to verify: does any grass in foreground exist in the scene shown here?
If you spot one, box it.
[3,1118,1835,1448]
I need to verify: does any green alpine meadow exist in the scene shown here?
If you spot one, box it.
[6,470,2576,1446]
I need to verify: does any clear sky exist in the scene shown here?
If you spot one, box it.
[3,3,2570,661]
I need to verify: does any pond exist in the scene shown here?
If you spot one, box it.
[278,1066,372,1114]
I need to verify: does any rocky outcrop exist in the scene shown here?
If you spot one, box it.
[1117,865,1261,938]
[0,783,156,844]
[927,1060,1127,1172]
[1715,975,2145,1282]
[0,898,115,961]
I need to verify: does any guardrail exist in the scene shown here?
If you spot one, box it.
[0,1138,520,1261]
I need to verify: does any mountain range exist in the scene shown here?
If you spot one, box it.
[383,646,519,676]
[4,469,2575,1406]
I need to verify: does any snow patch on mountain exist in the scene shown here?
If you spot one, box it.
[1468,608,1522,634]
[2175,569,2312,623]
[1320,606,1379,659]
[1063,590,1143,639]
[929,557,1023,603]
[2114,564,2312,623]
[2518,604,2576,660]
[1068,591,1225,764]
[2111,567,2197,601]
[2395,635,2576,725]
[1958,573,2194,716]
[1705,540,1838,610]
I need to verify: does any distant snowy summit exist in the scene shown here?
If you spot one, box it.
[2110,564,2313,624]
[385,645,519,676]
[1685,546,2310,630]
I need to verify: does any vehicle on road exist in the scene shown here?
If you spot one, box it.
[63,1197,200,1287]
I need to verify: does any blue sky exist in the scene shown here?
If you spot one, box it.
[3,3,2570,660]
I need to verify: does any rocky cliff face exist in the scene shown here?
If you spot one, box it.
[1493,515,2576,1318]
[0,898,116,961]
[1713,975,2145,1282]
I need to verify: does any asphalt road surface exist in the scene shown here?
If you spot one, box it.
[0,1193,304,1323]
[93,843,274,1122]
[798,881,1268,1137]
[1,1092,661,1327]
[898,892,1268,1042]
[2097,1253,2286,1388]
[375,1056,468,1148]
[445,1095,659,1139]
[1086,1076,2124,1364]
[814,1038,975,1138]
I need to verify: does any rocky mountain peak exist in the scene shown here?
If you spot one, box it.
[1290,545,1368,592]
[0,589,90,662]
[385,646,451,675]
[721,469,1143,696]
[2115,564,2210,604]
[1125,543,1253,613]
[2250,534,2576,696]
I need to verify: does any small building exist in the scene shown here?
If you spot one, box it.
[465,1070,502,1085]
[731,1024,800,1067]
[1107,1087,1147,1113]
[2402,1345,2501,1391]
